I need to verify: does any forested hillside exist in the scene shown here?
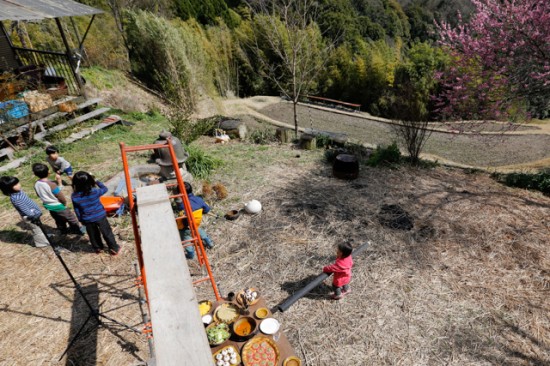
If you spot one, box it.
[5,0,547,120]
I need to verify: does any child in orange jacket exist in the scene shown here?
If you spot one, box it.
[323,242,354,300]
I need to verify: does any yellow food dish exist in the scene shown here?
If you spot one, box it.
[199,300,212,316]
[255,307,269,319]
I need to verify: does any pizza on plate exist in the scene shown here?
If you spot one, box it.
[242,337,279,366]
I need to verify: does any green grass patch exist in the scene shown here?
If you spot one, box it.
[0,110,170,210]
[81,66,129,90]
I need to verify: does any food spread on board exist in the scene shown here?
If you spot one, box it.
[202,288,299,364]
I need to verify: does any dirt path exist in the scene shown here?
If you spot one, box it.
[221,97,550,171]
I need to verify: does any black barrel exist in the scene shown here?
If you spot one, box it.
[333,154,359,180]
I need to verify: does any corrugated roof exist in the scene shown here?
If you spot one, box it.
[0,0,103,21]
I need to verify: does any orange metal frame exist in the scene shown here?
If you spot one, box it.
[119,139,221,303]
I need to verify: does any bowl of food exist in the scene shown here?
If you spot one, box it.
[232,316,257,340]
[199,300,212,316]
[213,303,240,324]
[255,307,269,319]
[237,287,260,306]
[206,323,231,346]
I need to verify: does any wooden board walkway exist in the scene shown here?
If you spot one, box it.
[35,106,110,142]
[136,184,212,366]
[1,97,100,139]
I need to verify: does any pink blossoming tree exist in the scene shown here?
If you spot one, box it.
[435,0,550,120]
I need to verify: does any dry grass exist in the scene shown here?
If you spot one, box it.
[1,136,549,365]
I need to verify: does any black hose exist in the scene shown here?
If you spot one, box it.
[275,241,370,313]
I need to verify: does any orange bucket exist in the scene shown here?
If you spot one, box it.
[100,196,124,213]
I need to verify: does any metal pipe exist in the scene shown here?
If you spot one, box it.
[275,241,371,313]
[133,261,155,359]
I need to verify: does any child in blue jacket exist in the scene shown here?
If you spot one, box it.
[71,171,121,255]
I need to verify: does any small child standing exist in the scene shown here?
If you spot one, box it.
[45,145,73,179]
[71,171,121,256]
[175,182,214,259]
[32,163,84,235]
[323,242,354,300]
[0,176,50,247]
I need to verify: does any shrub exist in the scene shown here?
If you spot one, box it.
[170,114,218,144]
[186,145,223,179]
[493,170,550,195]
[367,142,401,167]
[248,128,277,144]
[315,134,331,148]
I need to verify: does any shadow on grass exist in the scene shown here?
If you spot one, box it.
[445,309,550,366]
[279,274,333,300]
[0,223,95,253]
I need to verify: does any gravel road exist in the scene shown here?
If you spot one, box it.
[259,103,550,168]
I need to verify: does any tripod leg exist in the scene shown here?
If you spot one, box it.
[58,312,97,361]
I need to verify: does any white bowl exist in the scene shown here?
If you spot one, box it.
[202,314,213,325]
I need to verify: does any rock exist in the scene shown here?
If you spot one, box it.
[220,119,247,139]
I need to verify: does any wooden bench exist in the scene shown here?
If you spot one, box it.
[136,184,212,366]
[303,95,361,112]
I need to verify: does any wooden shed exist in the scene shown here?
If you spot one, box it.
[0,0,103,97]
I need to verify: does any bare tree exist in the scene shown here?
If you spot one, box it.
[246,0,336,137]
[389,73,433,165]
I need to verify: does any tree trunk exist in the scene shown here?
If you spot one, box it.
[293,100,298,138]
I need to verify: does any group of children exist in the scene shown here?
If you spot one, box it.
[0,146,121,256]
[1,147,354,300]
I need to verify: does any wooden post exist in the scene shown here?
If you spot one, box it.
[299,133,316,150]
[275,127,292,143]
[55,18,84,92]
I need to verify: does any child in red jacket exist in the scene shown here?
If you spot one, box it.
[323,242,354,300]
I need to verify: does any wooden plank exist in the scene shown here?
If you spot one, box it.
[2,97,101,138]
[0,156,27,173]
[35,106,110,141]
[136,184,212,366]
[61,115,122,144]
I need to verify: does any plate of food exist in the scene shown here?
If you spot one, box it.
[212,345,241,366]
[241,336,280,366]
[206,323,231,346]
[259,318,280,335]
[199,300,212,316]
[237,287,260,306]
[213,303,240,324]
